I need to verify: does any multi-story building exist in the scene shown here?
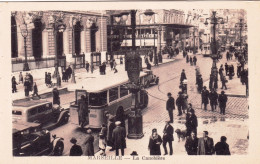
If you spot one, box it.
[11,10,109,72]
[106,9,194,54]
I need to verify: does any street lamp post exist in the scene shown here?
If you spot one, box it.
[48,13,66,87]
[19,13,35,71]
[111,10,144,139]
[204,11,226,68]
[235,18,247,50]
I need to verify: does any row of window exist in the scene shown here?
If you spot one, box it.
[88,84,130,106]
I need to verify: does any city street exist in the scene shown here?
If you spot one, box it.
[46,53,248,156]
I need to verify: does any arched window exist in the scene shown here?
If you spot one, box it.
[11,15,18,58]
[32,18,43,60]
[91,23,98,52]
[74,21,81,55]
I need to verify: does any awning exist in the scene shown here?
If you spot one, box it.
[121,39,158,47]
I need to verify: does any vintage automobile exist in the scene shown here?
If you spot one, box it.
[143,69,159,88]
[12,99,69,130]
[13,122,64,156]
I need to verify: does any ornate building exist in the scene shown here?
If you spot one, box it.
[11,11,108,72]
[106,9,193,54]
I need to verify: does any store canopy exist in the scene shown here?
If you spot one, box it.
[121,39,158,47]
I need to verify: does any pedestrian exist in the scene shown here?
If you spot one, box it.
[148,128,162,155]
[166,92,175,123]
[149,51,153,62]
[185,131,198,155]
[112,121,126,156]
[218,91,228,115]
[120,56,123,64]
[183,50,186,58]
[32,82,40,98]
[226,51,230,61]
[186,55,189,63]
[209,89,218,112]
[209,74,214,91]
[176,92,183,116]
[187,103,194,113]
[107,115,116,151]
[115,106,126,129]
[86,61,90,72]
[45,72,48,85]
[228,65,234,80]
[221,75,228,90]
[24,78,30,97]
[102,62,106,75]
[99,123,107,156]
[67,65,72,79]
[78,95,88,128]
[154,55,159,66]
[190,56,193,66]
[12,76,18,93]
[201,86,209,110]
[162,121,174,155]
[215,136,231,155]
[146,62,152,70]
[69,137,83,156]
[62,70,67,82]
[52,87,60,106]
[185,109,198,137]
[197,75,203,93]
[213,75,218,90]
[237,63,241,78]
[180,69,187,84]
[193,56,197,66]
[219,65,224,77]
[19,72,23,84]
[28,73,33,92]
[84,129,95,156]
[195,67,201,85]
[225,63,228,76]
[197,131,215,155]
[181,92,188,114]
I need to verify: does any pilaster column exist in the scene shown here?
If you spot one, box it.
[26,29,33,57]
[95,19,101,52]
[17,27,25,57]
[81,29,86,53]
[63,29,69,55]
[42,29,49,56]
[86,28,91,53]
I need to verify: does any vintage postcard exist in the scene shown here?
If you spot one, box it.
[0,1,260,164]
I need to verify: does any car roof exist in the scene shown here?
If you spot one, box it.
[13,99,51,110]
[13,121,40,133]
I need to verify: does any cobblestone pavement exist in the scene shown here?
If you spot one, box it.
[101,53,248,156]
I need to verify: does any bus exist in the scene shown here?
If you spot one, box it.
[201,43,212,57]
[68,71,149,129]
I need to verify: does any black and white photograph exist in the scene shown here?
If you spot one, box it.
[1,1,260,163]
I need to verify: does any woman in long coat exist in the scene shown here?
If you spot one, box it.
[84,129,94,156]
[107,115,115,150]
[148,129,162,155]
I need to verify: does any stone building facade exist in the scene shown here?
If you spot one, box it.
[11,10,108,72]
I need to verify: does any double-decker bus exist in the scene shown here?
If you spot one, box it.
[69,71,149,129]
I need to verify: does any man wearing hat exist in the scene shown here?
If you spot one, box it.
[197,74,203,93]
[218,91,228,115]
[162,121,174,155]
[185,109,198,137]
[214,136,231,155]
[197,131,215,155]
[180,69,187,84]
[176,92,183,116]
[69,137,83,156]
[201,86,209,110]
[107,115,116,151]
[166,92,175,123]
[112,121,126,156]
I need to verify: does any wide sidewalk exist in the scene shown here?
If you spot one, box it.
[11,55,175,101]
[203,51,248,97]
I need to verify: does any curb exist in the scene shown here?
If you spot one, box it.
[13,87,69,103]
